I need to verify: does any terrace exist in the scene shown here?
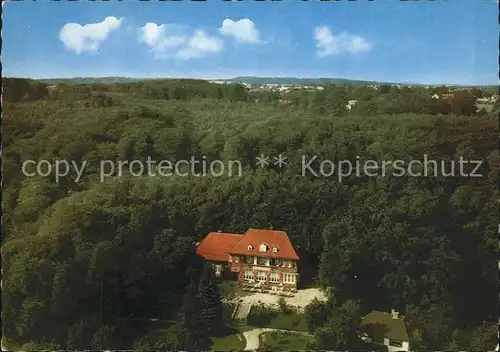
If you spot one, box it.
[240,281,297,297]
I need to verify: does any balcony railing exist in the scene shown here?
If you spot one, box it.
[231,256,296,268]
[243,262,296,268]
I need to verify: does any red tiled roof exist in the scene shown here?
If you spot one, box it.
[196,232,243,262]
[228,229,299,260]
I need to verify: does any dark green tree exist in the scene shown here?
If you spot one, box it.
[176,280,212,351]
[469,88,483,99]
[197,262,223,335]
[468,322,498,351]
[450,91,477,116]
[304,297,329,334]
[314,300,362,350]
[379,84,391,94]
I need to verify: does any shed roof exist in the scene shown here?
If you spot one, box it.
[360,311,410,342]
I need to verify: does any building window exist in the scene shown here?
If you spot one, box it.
[270,258,278,266]
[234,256,239,263]
[244,271,253,281]
[257,257,267,265]
[270,273,280,283]
[245,256,253,264]
[215,265,222,276]
[256,271,267,282]
[390,340,403,347]
[283,273,296,284]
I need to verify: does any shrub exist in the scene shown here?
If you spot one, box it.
[304,297,329,334]
[277,297,291,314]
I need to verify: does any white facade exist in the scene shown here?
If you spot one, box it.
[384,337,410,352]
[361,336,410,352]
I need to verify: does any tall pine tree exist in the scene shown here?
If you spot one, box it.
[176,278,211,351]
[198,263,223,335]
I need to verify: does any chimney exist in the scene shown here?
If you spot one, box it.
[391,309,399,319]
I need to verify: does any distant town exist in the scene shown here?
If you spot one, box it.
[205,79,499,112]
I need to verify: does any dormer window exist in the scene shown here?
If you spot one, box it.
[248,245,254,251]
[259,243,268,252]
[272,247,279,253]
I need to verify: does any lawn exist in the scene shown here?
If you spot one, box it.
[130,316,249,351]
[212,332,246,351]
[258,330,315,351]
[247,307,309,332]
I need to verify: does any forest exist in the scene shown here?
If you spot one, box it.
[1,77,498,351]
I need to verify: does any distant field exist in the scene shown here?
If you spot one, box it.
[476,103,495,112]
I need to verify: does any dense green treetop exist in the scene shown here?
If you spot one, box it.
[2,78,497,350]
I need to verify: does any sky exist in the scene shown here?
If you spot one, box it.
[2,0,499,85]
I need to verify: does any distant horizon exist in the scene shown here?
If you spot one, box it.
[6,75,497,87]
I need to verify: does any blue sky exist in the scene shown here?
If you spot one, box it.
[3,0,499,85]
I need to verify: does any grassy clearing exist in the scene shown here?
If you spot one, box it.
[258,330,315,351]
[212,332,246,351]
[129,316,250,351]
[247,307,309,332]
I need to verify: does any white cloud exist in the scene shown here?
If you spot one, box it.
[176,30,224,59]
[314,26,372,57]
[59,16,122,54]
[219,19,260,44]
[139,23,223,60]
[138,23,187,53]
